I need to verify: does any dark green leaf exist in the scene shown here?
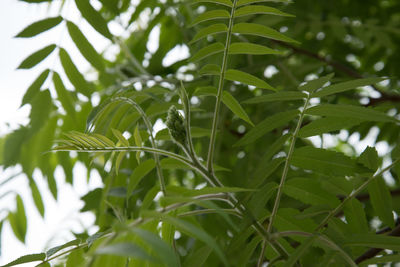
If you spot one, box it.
[52,72,76,118]
[190,24,227,43]
[225,69,275,90]
[368,176,395,227]
[234,110,298,146]
[233,23,299,43]
[0,253,45,267]
[298,73,334,93]
[222,91,253,125]
[74,0,112,39]
[229,42,282,55]
[21,69,50,106]
[191,10,230,26]
[235,5,294,18]
[243,91,306,104]
[15,16,63,38]
[298,117,362,138]
[46,239,81,258]
[128,159,156,196]
[343,198,369,234]
[17,44,56,69]
[237,0,292,7]
[343,234,400,251]
[194,0,233,7]
[358,146,379,171]
[199,64,221,76]
[190,42,224,62]
[286,235,318,267]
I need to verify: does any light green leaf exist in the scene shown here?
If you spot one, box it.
[28,177,45,217]
[194,0,232,7]
[74,0,112,39]
[115,151,126,175]
[291,146,365,176]
[298,73,334,93]
[8,195,27,243]
[359,254,400,266]
[17,44,56,69]
[358,146,379,171]
[133,125,142,163]
[130,229,179,267]
[66,21,105,71]
[312,77,385,98]
[222,91,253,125]
[30,90,53,133]
[368,176,394,228]
[305,104,397,123]
[52,72,76,118]
[286,235,318,267]
[95,243,155,261]
[343,234,400,251]
[190,23,227,43]
[199,64,221,75]
[233,23,299,43]
[66,249,85,267]
[59,48,93,97]
[237,0,292,7]
[235,5,294,18]
[298,117,362,138]
[284,178,340,208]
[191,10,230,26]
[243,91,306,104]
[225,69,275,90]
[193,86,217,96]
[128,159,156,196]
[111,128,129,146]
[21,69,50,106]
[46,239,81,258]
[234,110,298,146]
[15,16,63,38]
[190,42,224,62]
[229,42,282,55]
[343,198,369,234]
[0,253,46,267]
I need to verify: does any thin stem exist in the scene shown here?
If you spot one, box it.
[206,0,238,172]
[257,241,267,267]
[315,158,400,231]
[267,94,311,233]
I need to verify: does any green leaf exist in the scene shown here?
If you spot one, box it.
[312,77,385,98]
[8,195,27,243]
[0,253,45,267]
[74,0,112,39]
[234,110,298,146]
[59,48,93,97]
[368,176,394,228]
[194,0,233,7]
[343,234,400,251]
[66,248,85,267]
[28,177,45,217]
[190,42,224,62]
[21,69,50,106]
[298,117,362,138]
[237,0,292,7]
[133,125,142,163]
[233,23,299,43]
[229,42,282,55]
[243,91,306,104]
[46,239,81,258]
[30,90,53,134]
[305,104,397,123]
[17,44,56,69]
[286,235,318,267]
[235,5,294,18]
[111,128,129,146]
[343,198,369,234]
[190,10,230,26]
[52,72,76,118]
[15,16,63,38]
[284,178,340,208]
[298,73,334,93]
[127,159,156,196]
[183,245,213,267]
[95,243,155,261]
[359,254,400,266]
[130,228,179,267]
[291,146,364,176]
[190,24,227,43]
[225,69,275,90]
[358,146,379,171]
[199,64,221,75]
[66,21,105,71]
[222,91,253,125]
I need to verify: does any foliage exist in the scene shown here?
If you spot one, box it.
[1,0,400,266]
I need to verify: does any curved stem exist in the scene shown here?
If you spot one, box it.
[267,94,311,233]
[206,0,238,172]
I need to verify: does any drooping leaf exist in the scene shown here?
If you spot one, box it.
[193,0,233,7]
[368,176,395,228]
[15,16,63,38]
[199,64,221,75]
[8,195,27,243]
[66,21,105,71]
[312,77,385,98]
[358,146,379,171]
[298,73,334,93]
[225,69,275,90]
[28,176,45,217]
[222,91,253,125]
[74,0,112,39]
[190,42,225,62]
[305,104,397,123]
[233,23,299,43]
[59,48,92,97]
[229,42,282,55]
[286,235,318,267]
[190,10,230,26]
[0,253,45,267]
[343,198,369,234]
[234,110,298,146]
[190,23,227,43]
[234,5,294,18]
[243,91,306,104]
[17,44,56,69]
[21,69,50,106]
[52,72,76,118]
[298,117,362,138]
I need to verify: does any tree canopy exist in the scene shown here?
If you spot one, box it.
[1,0,400,266]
